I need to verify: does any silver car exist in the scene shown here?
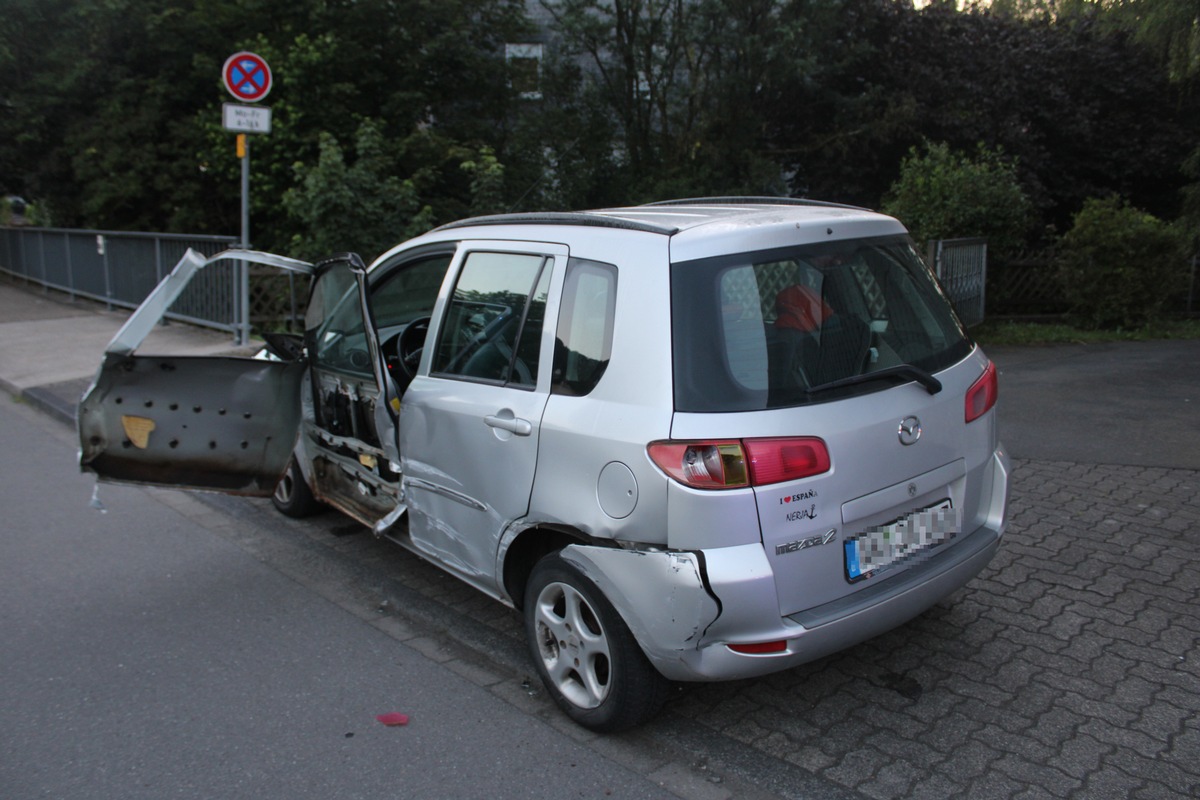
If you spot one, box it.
[78,198,1010,731]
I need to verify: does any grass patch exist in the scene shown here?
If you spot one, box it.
[972,317,1200,346]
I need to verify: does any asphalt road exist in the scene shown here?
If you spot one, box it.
[0,398,698,800]
[989,339,1200,470]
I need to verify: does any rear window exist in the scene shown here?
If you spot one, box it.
[671,236,971,412]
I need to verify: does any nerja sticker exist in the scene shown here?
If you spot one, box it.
[780,489,819,522]
[786,504,818,522]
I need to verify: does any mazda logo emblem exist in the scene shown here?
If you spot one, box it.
[898,416,922,446]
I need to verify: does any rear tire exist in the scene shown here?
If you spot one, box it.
[271,458,321,518]
[523,552,669,732]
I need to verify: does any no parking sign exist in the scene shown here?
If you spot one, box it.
[221,51,272,347]
[222,52,272,103]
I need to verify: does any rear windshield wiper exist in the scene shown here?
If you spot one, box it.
[806,365,943,397]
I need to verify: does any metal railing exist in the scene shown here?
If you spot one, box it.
[0,227,240,334]
[4,227,994,338]
[929,238,987,327]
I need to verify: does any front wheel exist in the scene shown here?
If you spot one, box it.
[523,552,669,732]
[271,458,321,518]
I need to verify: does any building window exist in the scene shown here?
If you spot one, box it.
[506,43,543,100]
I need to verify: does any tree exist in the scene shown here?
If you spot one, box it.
[0,0,530,244]
[882,141,1032,255]
[786,2,1199,231]
[2,0,1198,259]
[1100,0,1200,82]
[281,119,532,262]
[282,120,431,262]
[538,0,814,199]
[498,47,626,211]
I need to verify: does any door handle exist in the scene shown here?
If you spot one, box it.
[485,414,533,436]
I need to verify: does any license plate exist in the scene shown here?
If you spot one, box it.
[845,499,957,581]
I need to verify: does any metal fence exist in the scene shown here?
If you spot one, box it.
[3,226,995,337]
[0,227,240,333]
[929,238,987,328]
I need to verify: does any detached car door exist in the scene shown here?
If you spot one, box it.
[78,249,314,494]
[400,243,565,583]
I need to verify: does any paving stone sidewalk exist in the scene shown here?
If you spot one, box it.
[191,454,1199,800]
[658,458,1200,799]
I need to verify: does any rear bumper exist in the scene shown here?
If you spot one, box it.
[674,521,1001,681]
[563,446,1010,682]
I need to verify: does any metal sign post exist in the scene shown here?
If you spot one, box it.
[221,52,272,346]
[239,133,251,346]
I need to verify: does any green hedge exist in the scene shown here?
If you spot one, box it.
[1056,197,1187,330]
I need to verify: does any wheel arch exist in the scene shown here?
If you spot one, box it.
[501,523,595,611]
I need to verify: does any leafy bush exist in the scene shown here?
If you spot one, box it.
[282,120,432,262]
[882,141,1032,256]
[1056,196,1187,330]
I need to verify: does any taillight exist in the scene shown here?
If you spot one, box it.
[745,437,831,485]
[647,437,830,490]
[965,360,998,423]
[646,441,748,488]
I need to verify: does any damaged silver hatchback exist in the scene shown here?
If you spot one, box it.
[78,198,1010,731]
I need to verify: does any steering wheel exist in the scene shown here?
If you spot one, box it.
[394,317,430,380]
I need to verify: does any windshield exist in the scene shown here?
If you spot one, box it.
[671,236,972,412]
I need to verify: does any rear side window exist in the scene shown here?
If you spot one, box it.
[432,251,551,388]
[671,236,971,412]
[552,258,617,396]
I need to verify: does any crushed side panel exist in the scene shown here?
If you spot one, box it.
[559,545,720,671]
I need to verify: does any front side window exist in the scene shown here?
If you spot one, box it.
[671,236,971,412]
[370,251,453,329]
[432,251,550,388]
[306,264,371,376]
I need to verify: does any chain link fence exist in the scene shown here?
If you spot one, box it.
[988,255,1199,318]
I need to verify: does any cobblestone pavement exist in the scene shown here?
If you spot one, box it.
[666,459,1200,799]
[184,456,1198,800]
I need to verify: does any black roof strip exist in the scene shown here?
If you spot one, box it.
[642,196,867,211]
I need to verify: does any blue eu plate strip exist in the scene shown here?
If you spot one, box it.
[845,540,862,580]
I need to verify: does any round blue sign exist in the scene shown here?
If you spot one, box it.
[223,52,272,103]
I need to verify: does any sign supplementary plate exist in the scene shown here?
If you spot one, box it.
[223,52,272,102]
[222,103,272,134]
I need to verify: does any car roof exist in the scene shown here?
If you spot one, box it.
[598,197,877,233]
[431,197,906,260]
[435,197,876,235]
